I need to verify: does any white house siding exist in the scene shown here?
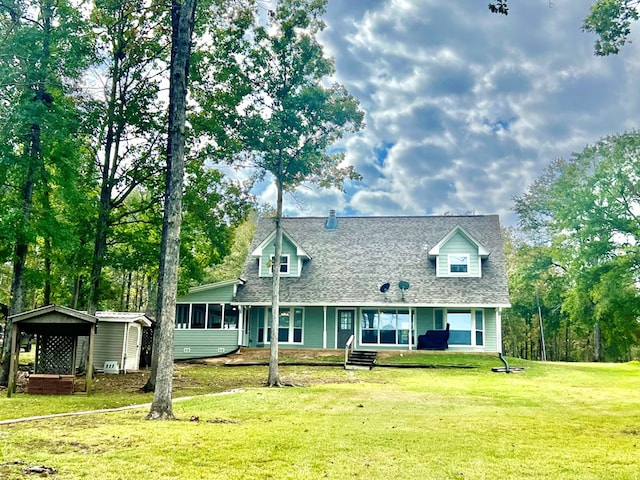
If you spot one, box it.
[174,329,239,360]
[93,322,126,371]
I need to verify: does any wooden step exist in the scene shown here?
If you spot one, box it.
[345,350,377,370]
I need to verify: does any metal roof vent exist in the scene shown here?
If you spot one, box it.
[325,209,338,230]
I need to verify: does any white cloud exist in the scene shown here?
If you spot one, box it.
[251,0,640,227]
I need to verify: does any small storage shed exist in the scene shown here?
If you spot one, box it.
[92,311,152,373]
[7,305,97,396]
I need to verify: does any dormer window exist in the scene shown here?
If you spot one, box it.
[252,228,310,278]
[449,254,469,274]
[430,226,489,278]
[270,255,290,274]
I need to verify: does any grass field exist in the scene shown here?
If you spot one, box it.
[1,353,639,479]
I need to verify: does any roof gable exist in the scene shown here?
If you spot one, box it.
[10,304,97,324]
[428,225,490,258]
[250,228,311,260]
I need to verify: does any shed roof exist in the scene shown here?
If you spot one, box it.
[10,305,97,336]
[94,311,153,327]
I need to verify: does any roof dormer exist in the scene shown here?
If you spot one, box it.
[428,225,490,278]
[251,229,311,278]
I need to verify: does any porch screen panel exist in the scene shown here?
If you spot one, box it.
[223,304,238,328]
[278,310,290,342]
[207,304,222,329]
[176,304,190,329]
[379,311,396,344]
[191,304,206,329]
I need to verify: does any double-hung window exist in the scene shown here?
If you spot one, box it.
[270,255,290,274]
[448,254,469,274]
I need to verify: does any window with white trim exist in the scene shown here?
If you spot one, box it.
[361,309,412,345]
[270,254,290,274]
[174,303,239,329]
[448,254,470,274]
[475,310,484,346]
[259,307,304,344]
[446,309,484,346]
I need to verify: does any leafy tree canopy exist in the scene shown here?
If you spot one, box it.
[515,132,640,360]
[489,0,640,56]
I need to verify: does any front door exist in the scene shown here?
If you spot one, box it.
[337,309,355,348]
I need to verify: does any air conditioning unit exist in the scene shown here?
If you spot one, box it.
[103,361,119,374]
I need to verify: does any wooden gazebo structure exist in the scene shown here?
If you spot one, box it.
[7,305,97,397]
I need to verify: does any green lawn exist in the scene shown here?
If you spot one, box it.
[1,356,639,479]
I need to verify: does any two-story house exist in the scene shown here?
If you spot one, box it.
[173,212,511,359]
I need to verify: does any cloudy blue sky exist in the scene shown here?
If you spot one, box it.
[253,0,640,226]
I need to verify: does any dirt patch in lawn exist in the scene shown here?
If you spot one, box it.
[13,348,385,395]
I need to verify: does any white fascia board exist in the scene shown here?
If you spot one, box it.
[428,226,490,258]
[231,301,511,308]
[250,229,310,259]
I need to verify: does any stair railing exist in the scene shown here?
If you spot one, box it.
[344,334,355,366]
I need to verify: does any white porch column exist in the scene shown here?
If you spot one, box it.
[496,307,503,354]
[409,308,414,351]
[237,306,243,346]
[322,306,327,349]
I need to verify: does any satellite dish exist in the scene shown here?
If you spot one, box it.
[380,282,390,293]
[398,280,410,291]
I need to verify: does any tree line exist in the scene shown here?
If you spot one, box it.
[492,0,640,362]
[504,133,640,362]
[1,0,639,406]
[0,0,364,417]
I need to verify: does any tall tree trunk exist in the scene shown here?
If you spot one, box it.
[593,322,601,362]
[146,0,197,420]
[267,175,284,387]
[72,275,83,309]
[565,321,570,362]
[87,63,119,316]
[43,237,52,305]
[0,0,52,386]
[43,187,52,305]
[125,270,132,310]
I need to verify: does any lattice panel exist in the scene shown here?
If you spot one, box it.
[36,335,75,374]
[140,327,154,368]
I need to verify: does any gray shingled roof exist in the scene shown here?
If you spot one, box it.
[235,215,510,307]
